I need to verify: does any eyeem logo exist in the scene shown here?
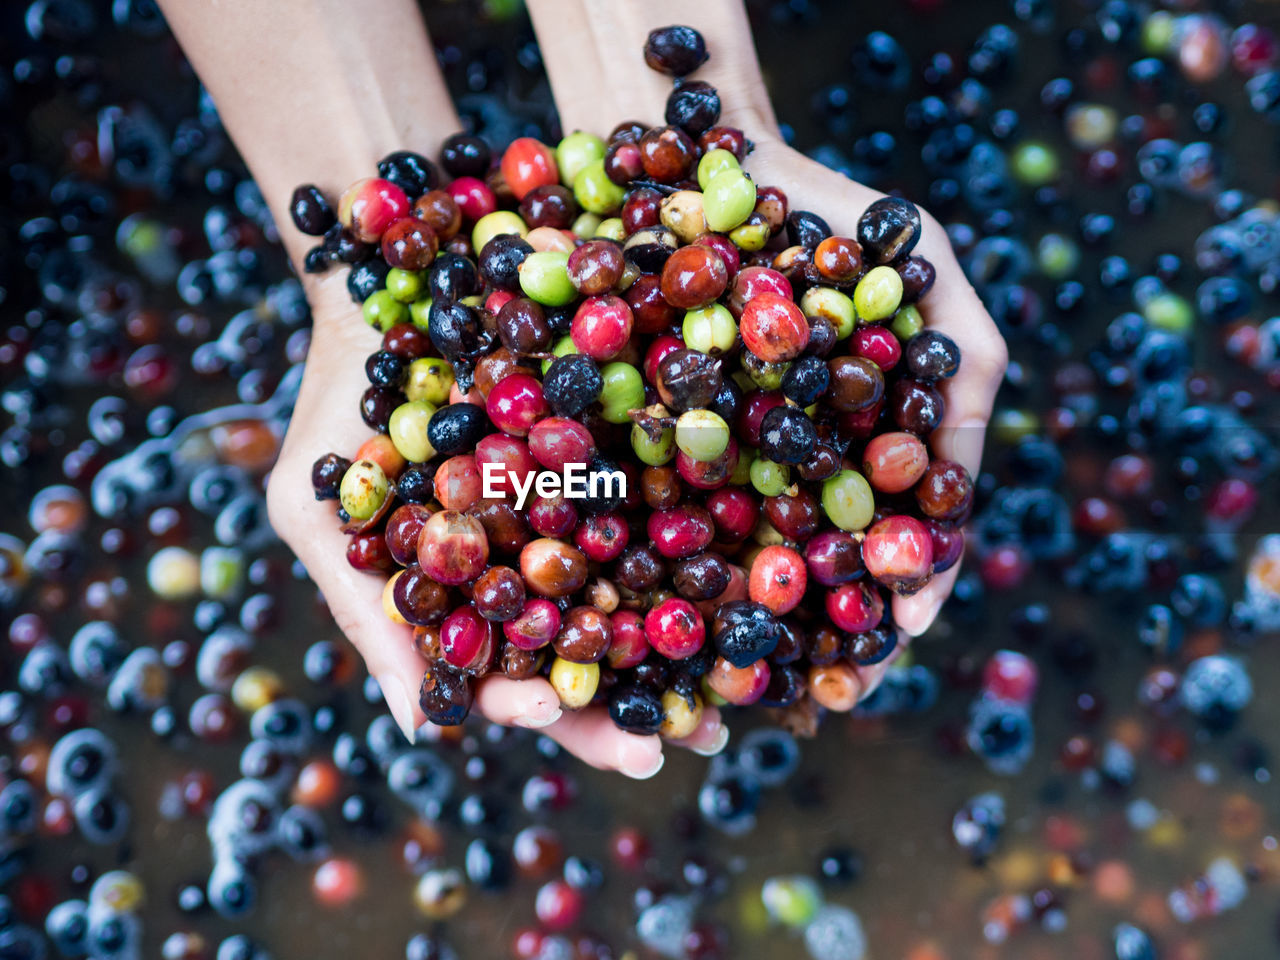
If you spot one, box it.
[481,461,626,510]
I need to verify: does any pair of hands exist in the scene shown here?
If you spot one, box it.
[265,9,1008,779]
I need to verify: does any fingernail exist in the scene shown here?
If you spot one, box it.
[620,746,665,780]
[515,701,563,729]
[953,418,988,477]
[692,724,730,757]
[376,672,418,745]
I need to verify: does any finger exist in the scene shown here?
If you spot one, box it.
[669,705,729,756]
[914,258,1008,478]
[892,562,961,638]
[539,708,666,779]
[473,674,562,729]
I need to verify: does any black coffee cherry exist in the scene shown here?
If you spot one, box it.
[290,184,335,236]
[377,150,438,198]
[427,403,489,457]
[643,25,709,77]
[759,406,817,465]
[542,355,603,417]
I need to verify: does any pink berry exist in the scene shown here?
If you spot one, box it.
[337,177,409,243]
[527,417,596,472]
[447,176,497,222]
[647,504,715,559]
[503,598,561,651]
[644,597,706,660]
[474,434,537,498]
[485,374,548,437]
[824,582,884,633]
[571,295,634,361]
[573,512,630,562]
[862,515,934,596]
[417,511,489,586]
[527,495,577,538]
[747,545,807,614]
[852,325,903,371]
[862,431,929,494]
[606,610,650,669]
[705,656,770,705]
[705,488,758,542]
[440,605,495,672]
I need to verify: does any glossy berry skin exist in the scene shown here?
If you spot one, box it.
[705,488,759,542]
[856,196,921,264]
[527,418,595,474]
[644,25,710,76]
[758,406,817,465]
[712,601,781,667]
[862,432,929,494]
[553,607,613,663]
[739,293,809,362]
[472,566,526,621]
[608,685,665,734]
[706,656,770,705]
[573,512,629,562]
[606,611,650,669]
[417,511,489,586]
[748,546,806,614]
[915,460,974,521]
[644,597,706,660]
[503,598,561,651]
[485,375,549,437]
[527,495,578,539]
[660,245,728,310]
[804,531,865,586]
[925,520,964,574]
[813,236,863,283]
[736,390,787,447]
[647,505,715,559]
[519,539,589,598]
[571,296,633,361]
[824,582,884,633]
[501,138,560,201]
[440,605,496,673]
[419,660,473,726]
[291,184,336,235]
[447,177,498,222]
[862,515,934,595]
[385,504,434,566]
[338,178,410,243]
[781,356,830,406]
[904,330,961,380]
[851,325,902,372]
[827,356,885,413]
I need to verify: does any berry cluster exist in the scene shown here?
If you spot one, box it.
[298,26,969,734]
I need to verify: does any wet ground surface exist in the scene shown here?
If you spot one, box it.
[4,1,1280,958]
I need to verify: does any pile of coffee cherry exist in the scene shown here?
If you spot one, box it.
[296,25,970,736]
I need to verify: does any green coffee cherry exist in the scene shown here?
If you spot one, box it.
[571,212,602,239]
[519,251,576,306]
[750,458,790,497]
[388,400,438,463]
[729,216,770,252]
[1011,141,1060,186]
[682,304,738,355]
[890,304,924,341]
[404,357,454,405]
[800,287,856,339]
[697,148,740,191]
[340,459,390,521]
[598,362,645,423]
[362,290,408,332]
[631,419,676,466]
[594,218,626,242]
[675,409,730,462]
[556,131,607,184]
[200,547,245,601]
[742,351,789,390]
[703,169,757,232]
[472,210,528,254]
[574,159,626,215]
[409,296,433,330]
[386,268,425,303]
[853,265,904,322]
[761,876,822,929]
[730,446,756,485]
[821,469,874,531]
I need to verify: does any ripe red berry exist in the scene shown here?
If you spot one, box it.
[739,293,809,362]
[862,515,934,595]
[824,582,884,633]
[747,545,807,614]
[501,138,559,200]
[644,597,706,659]
[571,295,634,361]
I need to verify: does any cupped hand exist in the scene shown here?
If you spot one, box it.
[267,271,724,780]
[738,133,1008,696]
